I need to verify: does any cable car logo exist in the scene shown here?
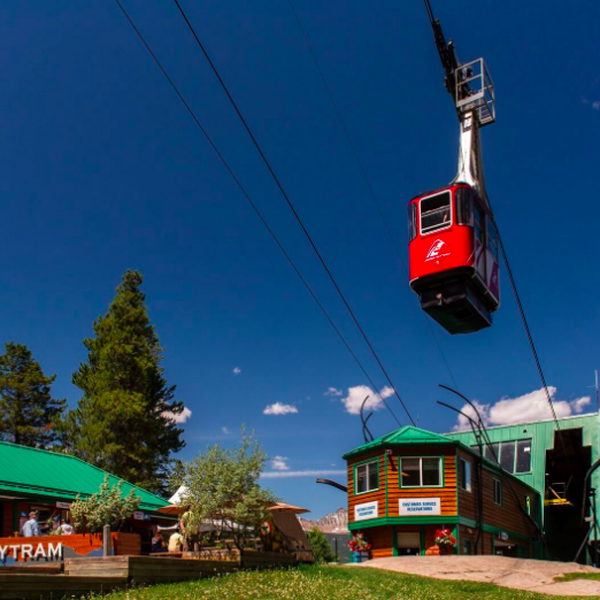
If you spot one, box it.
[425,239,450,262]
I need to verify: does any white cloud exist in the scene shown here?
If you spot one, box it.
[453,386,592,431]
[341,384,395,415]
[324,387,342,397]
[263,402,299,416]
[221,426,230,435]
[163,406,192,424]
[261,469,346,479]
[233,367,242,375]
[271,456,289,471]
[593,101,600,111]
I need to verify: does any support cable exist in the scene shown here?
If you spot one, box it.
[113,0,401,427]
[172,0,416,425]
[287,0,460,393]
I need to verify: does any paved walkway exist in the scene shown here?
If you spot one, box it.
[352,555,600,597]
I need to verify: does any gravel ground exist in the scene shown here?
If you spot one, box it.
[352,555,600,597]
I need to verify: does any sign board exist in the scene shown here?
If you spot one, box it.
[497,531,509,541]
[133,511,145,521]
[0,542,61,564]
[399,497,441,516]
[354,501,378,521]
[56,501,72,510]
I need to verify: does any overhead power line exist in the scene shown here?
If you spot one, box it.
[113,0,401,427]
[287,0,460,393]
[171,0,416,426]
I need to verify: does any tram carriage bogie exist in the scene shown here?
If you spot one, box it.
[408,183,500,335]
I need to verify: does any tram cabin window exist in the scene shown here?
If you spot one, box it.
[474,205,484,245]
[455,187,472,225]
[408,203,417,242]
[420,192,451,234]
[356,460,379,494]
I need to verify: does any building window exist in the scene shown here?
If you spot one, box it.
[474,439,533,474]
[484,442,499,463]
[459,458,472,492]
[515,440,532,473]
[355,460,379,494]
[493,478,502,505]
[400,457,442,488]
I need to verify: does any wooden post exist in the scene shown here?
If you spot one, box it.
[103,525,112,557]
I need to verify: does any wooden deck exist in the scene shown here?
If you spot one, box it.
[0,551,298,600]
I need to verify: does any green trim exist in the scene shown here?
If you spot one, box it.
[398,456,444,489]
[353,457,380,496]
[384,454,389,517]
[455,456,460,514]
[392,525,398,556]
[459,516,478,528]
[419,526,426,556]
[349,515,459,530]
[452,524,459,555]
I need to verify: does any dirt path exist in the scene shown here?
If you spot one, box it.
[352,555,600,597]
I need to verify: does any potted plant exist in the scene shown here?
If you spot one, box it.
[434,528,456,555]
[348,533,371,562]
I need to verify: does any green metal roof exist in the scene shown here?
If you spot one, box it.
[343,426,459,459]
[0,441,169,512]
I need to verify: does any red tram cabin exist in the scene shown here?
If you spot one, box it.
[408,183,500,334]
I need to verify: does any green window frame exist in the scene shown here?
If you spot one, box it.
[354,459,380,495]
[399,456,443,488]
[459,458,472,493]
[493,477,503,506]
[471,438,533,474]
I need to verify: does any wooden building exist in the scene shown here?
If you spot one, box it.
[344,426,542,558]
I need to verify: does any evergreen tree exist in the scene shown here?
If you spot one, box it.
[63,270,185,493]
[0,342,65,447]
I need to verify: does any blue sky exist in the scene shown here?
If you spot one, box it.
[0,1,599,518]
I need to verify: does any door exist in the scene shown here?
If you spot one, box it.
[397,532,420,556]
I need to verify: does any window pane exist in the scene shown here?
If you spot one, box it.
[356,465,367,493]
[470,444,481,456]
[408,203,417,242]
[474,206,484,244]
[465,461,472,492]
[420,192,451,234]
[484,443,499,463]
[422,458,441,486]
[368,463,379,490]
[401,458,420,487]
[455,187,472,225]
[493,479,502,504]
[460,459,472,492]
[516,439,532,473]
[500,442,515,473]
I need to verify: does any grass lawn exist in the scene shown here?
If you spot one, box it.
[554,572,600,582]
[100,564,591,600]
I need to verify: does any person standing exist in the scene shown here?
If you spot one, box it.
[22,511,40,537]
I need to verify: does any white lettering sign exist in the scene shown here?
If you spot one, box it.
[399,497,441,516]
[354,501,378,521]
[56,501,72,510]
[133,511,145,521]
[0,542,62,564]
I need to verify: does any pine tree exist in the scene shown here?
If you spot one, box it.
[0,342,66,447]
[63,270,185,493]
